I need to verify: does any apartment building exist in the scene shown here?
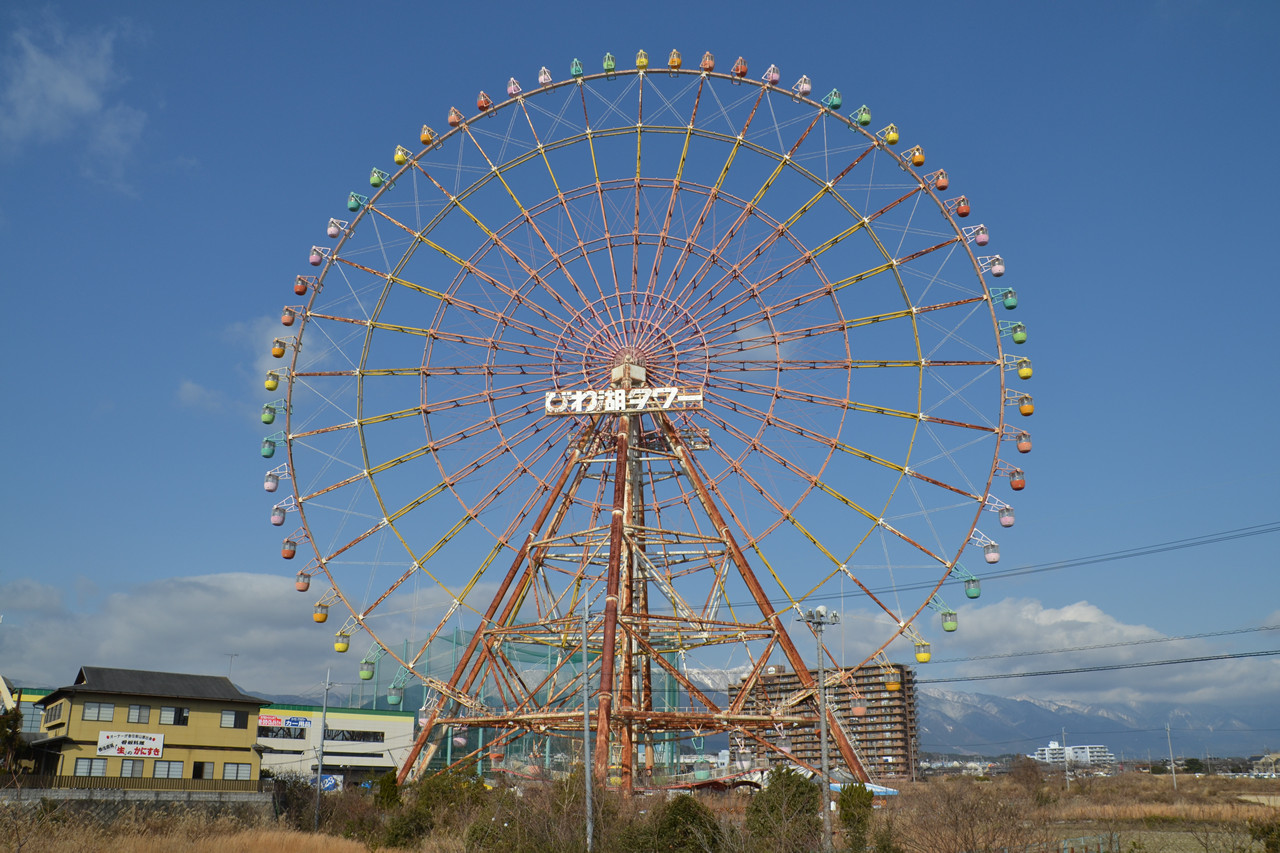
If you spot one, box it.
[733,661,918,780]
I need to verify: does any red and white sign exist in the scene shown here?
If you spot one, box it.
[259,713,311,728]
[97,731,164,757]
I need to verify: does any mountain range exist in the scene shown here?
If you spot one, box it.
[916,687,1277,759]
[254,675,1277,762]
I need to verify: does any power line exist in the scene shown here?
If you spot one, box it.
[916,648,1280,684]
[870,521,1280,598]
[932,624,1280,663]
[728,521,1280,609]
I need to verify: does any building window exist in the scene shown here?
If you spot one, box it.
[42,703,64,727]
[19,702,43,733]
[153,761,184,779]
[220,709,249,729]
[82,702,115,722]
[74,758,107,777]
[120,759,144,777]
[192,761,215,780]
[324,728,385,743]
[258,725,307,740]
[127,704,150,724]
[159,706,189,726]
[223,763,252,781]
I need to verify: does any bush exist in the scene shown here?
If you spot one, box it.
[654,794,722,853]
[614,793,723,853]
[889,777,1050,853]
[383,768,488,847]
[466,768,623,853]
[1252,818,1280,853]
[745,767,821,853]
[271,773,320,830]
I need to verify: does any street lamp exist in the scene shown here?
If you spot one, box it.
[800,606,839,853]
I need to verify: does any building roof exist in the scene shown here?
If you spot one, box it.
[40,667,268,707]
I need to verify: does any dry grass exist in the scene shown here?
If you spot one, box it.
[4,772,1277,853]
[26,826,379,853]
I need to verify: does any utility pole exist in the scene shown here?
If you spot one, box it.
[801,606,840,853]
[225,652,239,678]
[1062,727,1069,791]
[314,669,333,830]
[1166,723,1177,791]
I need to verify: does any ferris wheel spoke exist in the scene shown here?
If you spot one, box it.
[651,86,768,310]
[923,363,1001,428]
[701,388,979,498]
[289,406,420,441]
[576,84,626,317]
[446,144,602,323]
[696,405,914,548]
[517,103,618,326]
[634,77,710,332]
[658,112,823,329]
[918,301,999,362]
[422,376,555,416]
[344,222,574,338]
[650,156,856,329]
[425,399,544,456]
[697,294,990,358]
[705,380,931,430]
[418,361,553,375]
[458,127,605,322]
[684,237,966,352]
[309,271,561,343]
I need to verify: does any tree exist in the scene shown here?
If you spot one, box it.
[1008,755,1042,797]
[0,708,24,772]
[1182,757,1205,774]
[838,783,874,852]
[746,767,821,853]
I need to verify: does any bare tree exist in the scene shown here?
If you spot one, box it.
[892,778,1051,853]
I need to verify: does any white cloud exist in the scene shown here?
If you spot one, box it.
[814,597,1278,709]
[0,572,495,702]
[225,315,297,388]
[0,14,145,186]
[909,597,1280,707]
[176,378,229,412]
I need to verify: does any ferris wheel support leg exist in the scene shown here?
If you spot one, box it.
[397,422,603,784]
[593,411,631,787]
[656,413,871,784]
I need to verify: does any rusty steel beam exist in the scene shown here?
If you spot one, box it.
[398,421,602,783]
[655,412,871,783]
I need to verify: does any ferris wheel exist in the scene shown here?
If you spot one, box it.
[260,49,1033,787]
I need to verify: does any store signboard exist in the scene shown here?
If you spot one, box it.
[259,713,312,728]
[97,731,164,757]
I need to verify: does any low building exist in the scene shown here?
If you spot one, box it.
[30,667,268,789]
[257,703,417,783]
[1031,740,1116,766]
[1252,753,1279,775]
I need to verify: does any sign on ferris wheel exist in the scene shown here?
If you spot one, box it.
[543,386,704,417]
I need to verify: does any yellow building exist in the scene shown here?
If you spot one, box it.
[32,667,268,789]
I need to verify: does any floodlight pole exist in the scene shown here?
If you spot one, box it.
[314,668,332,831]
[801,607,839,853]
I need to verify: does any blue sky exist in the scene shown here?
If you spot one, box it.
[1,1,1277,731]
